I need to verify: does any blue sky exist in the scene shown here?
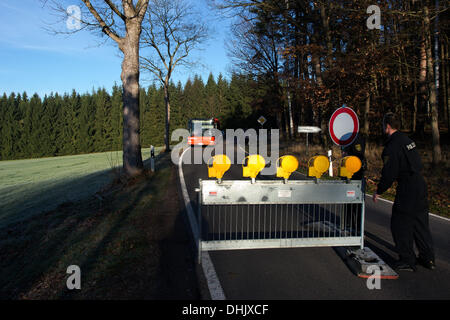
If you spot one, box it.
[0,0,232,97]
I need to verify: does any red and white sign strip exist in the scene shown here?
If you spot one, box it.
[329,107,359,147]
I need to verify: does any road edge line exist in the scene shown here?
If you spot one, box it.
[177,147,226,300]
[365,193,450,222]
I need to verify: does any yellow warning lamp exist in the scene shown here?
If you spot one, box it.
[276,155,299,182]
[207,154,231,182]
[307,155,330,179]
[243,154,266,183]
[339,156,362,179]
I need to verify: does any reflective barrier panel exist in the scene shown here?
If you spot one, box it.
[196,179,365,262]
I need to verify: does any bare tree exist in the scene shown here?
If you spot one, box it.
[225,9,286,133]
[44,0,149,177]
[423,4,442,164]
[227,17,282,77]
[140,0,208,152]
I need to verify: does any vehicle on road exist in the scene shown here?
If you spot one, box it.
[188,118,220,146]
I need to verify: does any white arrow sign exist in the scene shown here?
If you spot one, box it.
[298,126,322,133]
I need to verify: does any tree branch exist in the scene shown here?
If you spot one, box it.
[105,0,126,21]
[81,0,122,44]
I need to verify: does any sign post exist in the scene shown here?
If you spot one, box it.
[298,126,321,155]
[327,149,333,177]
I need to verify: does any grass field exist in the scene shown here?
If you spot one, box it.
[0,153,200,299]
[0,148,161,229]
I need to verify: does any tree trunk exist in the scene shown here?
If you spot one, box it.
[397,54,404,129]
[442,36,449,130]
[363,93,370,135]
[164,82,171,152]
[321,3,333,64]
[417,34,428,138]
[404,47,415,132]
[413,81,418,133]
[284,0,293,139]
[284,107,291,139]
[424,5,442,164]
[276,111,284,140]
[312,52,328,146]
[120,22,144,176]
[287,91,293,139]
[447,40,450,130]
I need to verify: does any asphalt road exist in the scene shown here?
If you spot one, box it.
[180,144,450,300]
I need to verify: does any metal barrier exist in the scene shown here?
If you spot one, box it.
[196,179,365,262]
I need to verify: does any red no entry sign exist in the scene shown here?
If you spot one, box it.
[329,106,359,146]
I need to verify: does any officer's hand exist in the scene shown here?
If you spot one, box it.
[372,193,379,203]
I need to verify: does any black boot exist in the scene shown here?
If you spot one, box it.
[417,257,436,270]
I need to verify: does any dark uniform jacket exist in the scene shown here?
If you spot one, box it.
[376,131,428,214]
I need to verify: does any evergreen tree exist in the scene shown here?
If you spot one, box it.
[77,93,96,153]
[111,83,123,151]
[1,94,18,160]
[20,93,38,158]
[169,80,183,133]
[37,94,58,156]
[216,74,230,121]
[0,94,6,159]
[192,75,207,118]
[226,74,254,129]
[0,74,260,160]
[147,84,165,146]
[58,91,77,155]
[52,93,65,155]
[139,87,151,148]
[93,88,113,152]
[28,94,44,157]
[205,73,218,118]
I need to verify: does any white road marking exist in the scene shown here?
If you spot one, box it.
[178,147,199,238]
[178,146,226,300]
[365,193,450,223]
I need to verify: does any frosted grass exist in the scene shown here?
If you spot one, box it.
[0,148,161,228]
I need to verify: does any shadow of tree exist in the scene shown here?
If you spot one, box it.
[0,152,199,300]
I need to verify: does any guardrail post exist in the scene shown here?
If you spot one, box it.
[150,145,155,172]
[197,179,202,264]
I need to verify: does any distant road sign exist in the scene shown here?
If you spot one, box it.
[257,116,267,126]
[329,106,359,146]
[298,126,321,155]
[298,126,322,133]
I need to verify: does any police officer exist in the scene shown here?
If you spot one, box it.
[373,112,435,271]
